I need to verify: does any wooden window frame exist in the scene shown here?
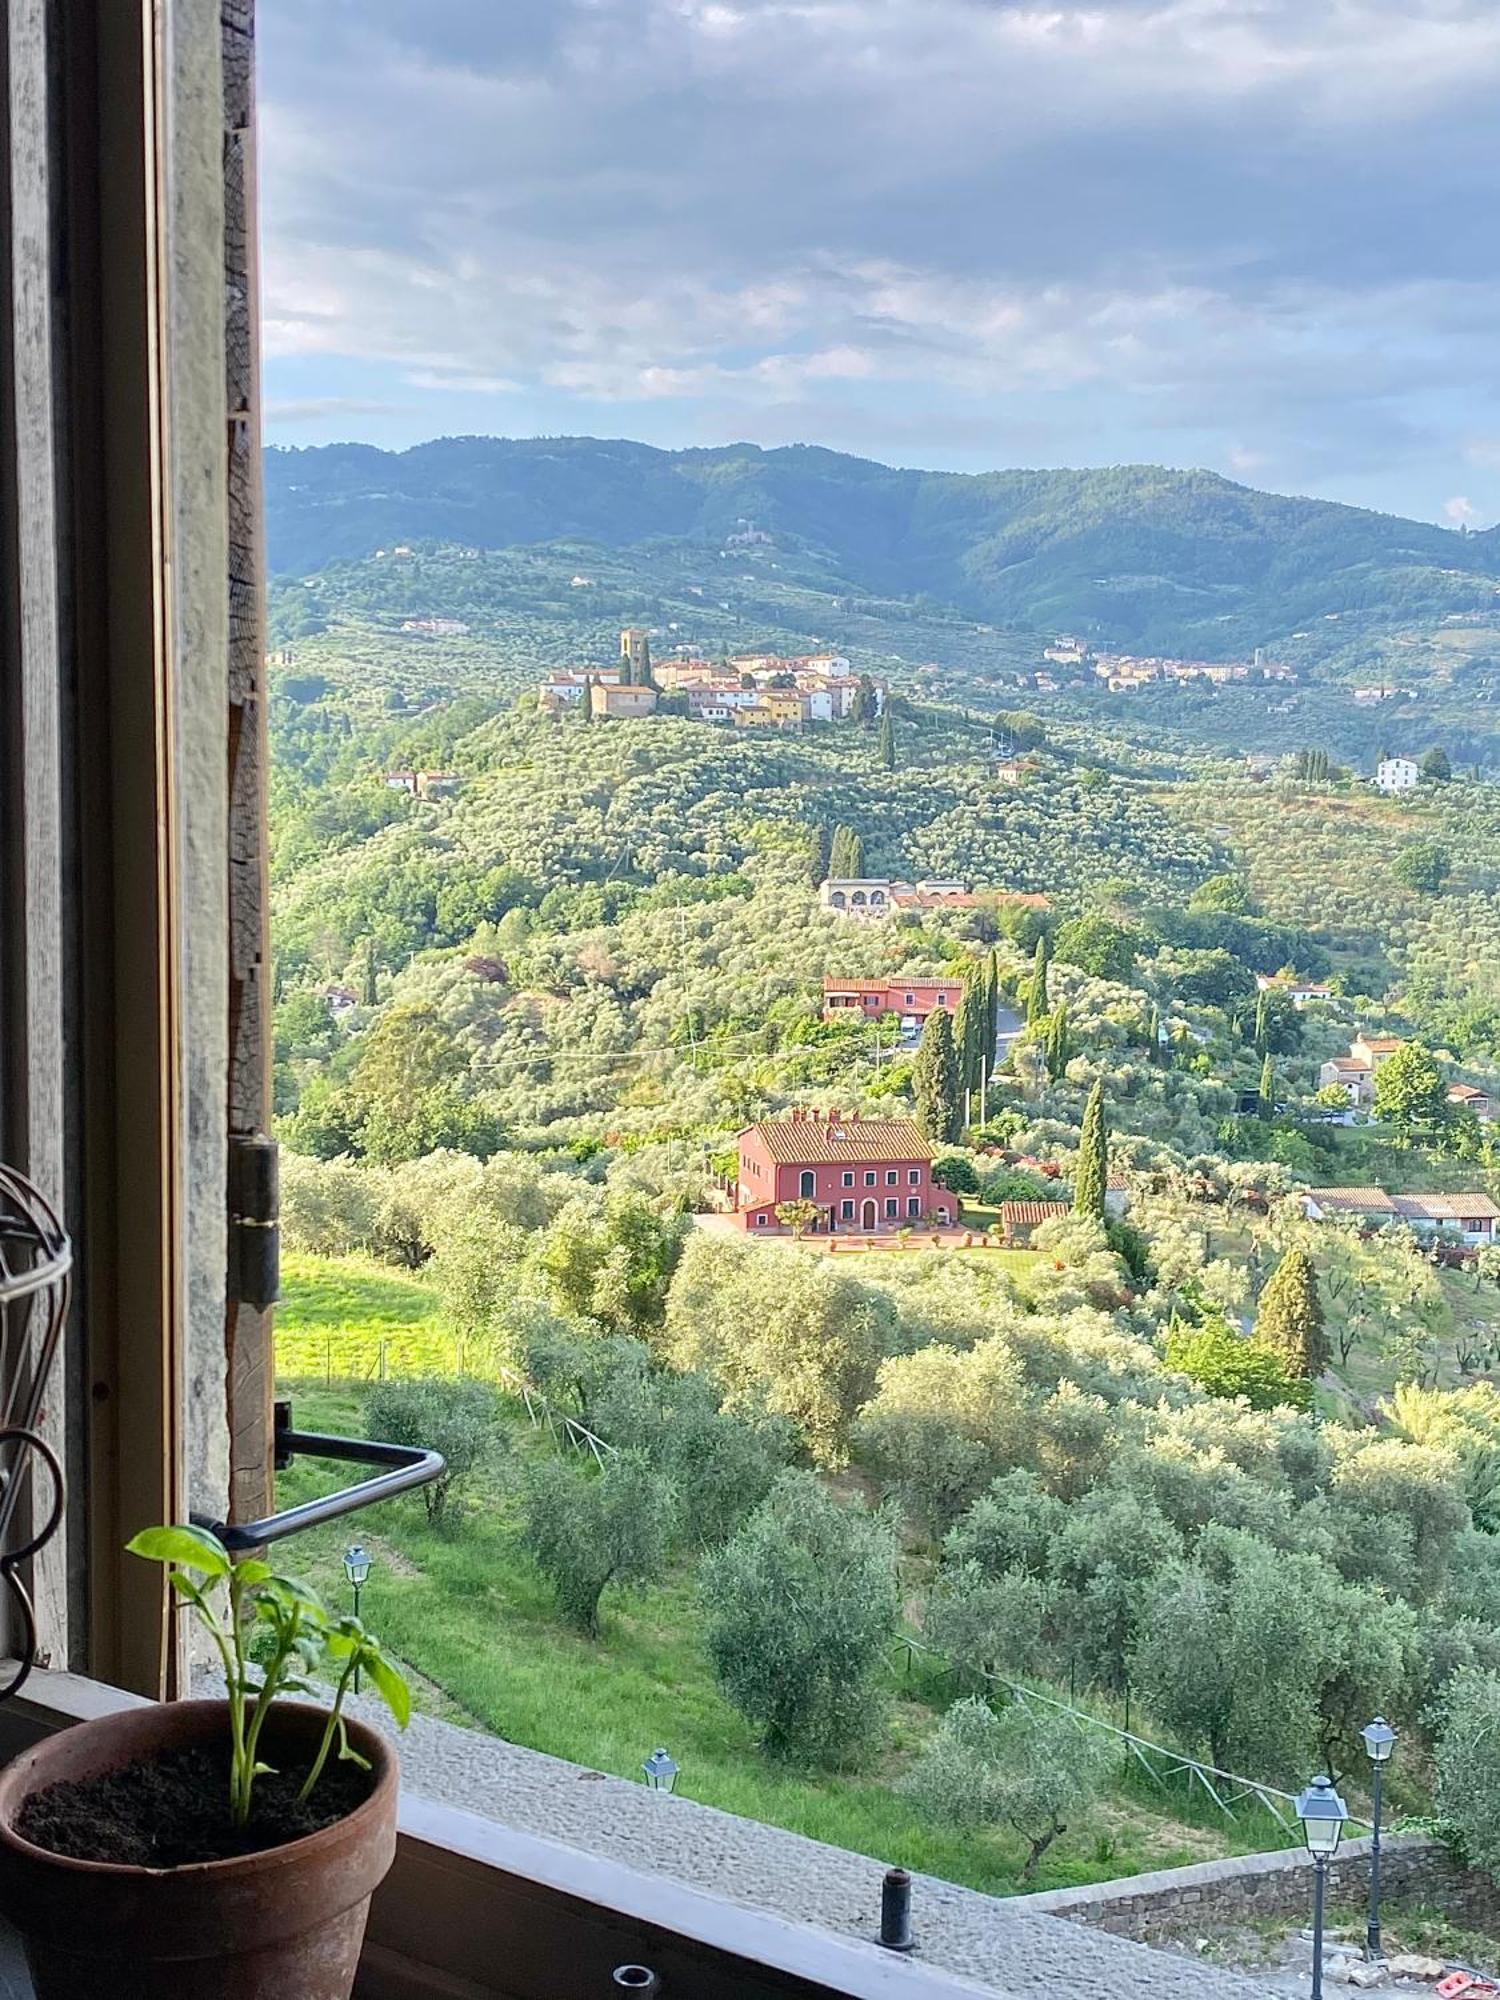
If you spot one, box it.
[3,0,274,1697]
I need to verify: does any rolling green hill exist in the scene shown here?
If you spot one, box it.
[264,436,1500,657]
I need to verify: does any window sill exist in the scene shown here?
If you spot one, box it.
[0,1669,989,2000]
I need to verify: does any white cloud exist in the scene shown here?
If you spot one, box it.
[255,0,1500,509]
[1444,495,1479,524]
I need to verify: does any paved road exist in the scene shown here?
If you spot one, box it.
[994,1005,1023,1055]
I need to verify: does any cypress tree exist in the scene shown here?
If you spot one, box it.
[1253,990,1268,1053]
[1074,1080,1108,1221]
[1257,1053,1275,1120]
[809,823,831,885]
[363,942,379,1009]
[637,635,654,691]
[1147,1003,1161,1061]
[954,977,984,1093]
[878,711,896,771]
[1255,1246,1329,1378]
[1025,935,1050,1026]
[913,1005,963,1144]
[582,674,596,721]
[1045,1003,1071,1081]
[829,824,863,877]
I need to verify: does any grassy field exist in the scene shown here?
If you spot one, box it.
[273,1253,1296,1899]
[277,1252,462,1382]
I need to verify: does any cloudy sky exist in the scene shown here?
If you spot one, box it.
[257,0,1500,523]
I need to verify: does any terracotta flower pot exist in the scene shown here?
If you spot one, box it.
[0,1699,398,2000]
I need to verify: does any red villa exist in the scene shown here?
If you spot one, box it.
[822,976,962,1030]
[736,1111,945,1233]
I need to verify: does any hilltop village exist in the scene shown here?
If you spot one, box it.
[539,626,884,728]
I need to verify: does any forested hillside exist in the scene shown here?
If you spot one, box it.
[265,592,1500,1903]
[265,436,1500,658]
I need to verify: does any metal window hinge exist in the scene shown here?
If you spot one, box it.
[228,1132,279,1309]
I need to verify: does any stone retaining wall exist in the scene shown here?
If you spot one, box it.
[1011,1835,1493,1942]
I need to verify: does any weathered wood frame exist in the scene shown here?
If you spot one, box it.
[0,0,266,1697]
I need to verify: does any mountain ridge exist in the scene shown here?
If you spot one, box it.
[264,435,1500,655]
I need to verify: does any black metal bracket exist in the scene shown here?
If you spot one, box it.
[227,1133,279,1311]
[193,1399,445,1554]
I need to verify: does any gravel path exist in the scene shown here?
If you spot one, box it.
[201,1668,1277,2000]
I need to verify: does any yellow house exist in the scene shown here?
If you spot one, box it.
[761,691,806,725]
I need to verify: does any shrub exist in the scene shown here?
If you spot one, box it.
[363,1377,501,1523]
[1164,1316,1313,1412]
[1435,1668,1500,1880]
[932,1153,980,1195]
[699,1471,899,1764]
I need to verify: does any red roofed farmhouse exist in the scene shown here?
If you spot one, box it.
[821,977,963,1029]
[736,1112,945,1234]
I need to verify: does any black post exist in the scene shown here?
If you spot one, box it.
[352,1579,363,1694]
[878,1868,915,1953]
[1311,1855,1327,2000]
[1366,1761,1384,1960]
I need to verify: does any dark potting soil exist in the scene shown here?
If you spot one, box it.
[15,1745,371,1868]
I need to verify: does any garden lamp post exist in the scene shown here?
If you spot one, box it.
[1360,1716,1397,1961]
[1296,1774,1349,2000]
[344,1544,372,1692]
[642,1748,679,1795]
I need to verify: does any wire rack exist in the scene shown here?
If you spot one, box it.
[0,1166,71,1701]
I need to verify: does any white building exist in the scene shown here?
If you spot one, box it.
[819,879,895,920]
[1301,1188,1499,1246]
[1255,974,1334,1009]
[1375,756,1420,793]
[819,878,974,921]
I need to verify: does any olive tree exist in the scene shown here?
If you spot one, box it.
[699,1472,899,1764]
[520,1450,674,1635]
[666,1233,896,1466]
[363,1377,502,1524]
[902,1697,1112,1879]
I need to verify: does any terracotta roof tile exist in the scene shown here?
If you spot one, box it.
[1394,1192,1500,1222]
[1000,1200,1073,1227]
[1303,1187,1397,1212]
[745,1117,936,1166]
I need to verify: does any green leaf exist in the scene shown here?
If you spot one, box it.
[127,1524,231,1577]
[363,1649,411,1730]
[267,1573,326,1619]
[233,1558,272,1587]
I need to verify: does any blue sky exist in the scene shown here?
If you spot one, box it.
[257,1,1500,525]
